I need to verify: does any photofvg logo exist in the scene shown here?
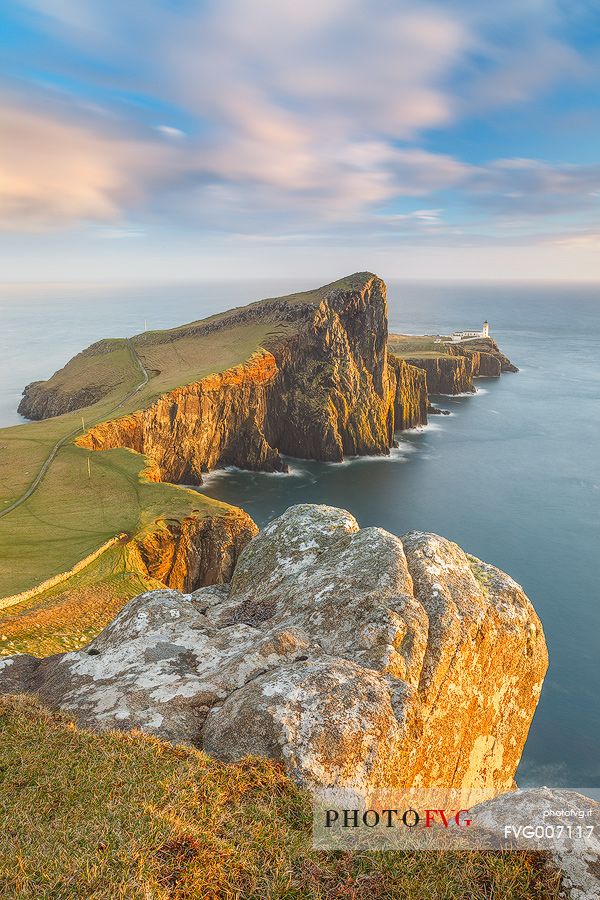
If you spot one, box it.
[314,790,476,851]
[312,788,600,852]
[324,806,472,830]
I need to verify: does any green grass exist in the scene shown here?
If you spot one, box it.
[388,334,450,359]
[130,322,288,407]
[0,303,268,608]
[0,695,562,900]
[0,544,161,656]
[0,343,142,510]
[0,445,216,598]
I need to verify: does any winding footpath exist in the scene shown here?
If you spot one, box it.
[0,340,149,521]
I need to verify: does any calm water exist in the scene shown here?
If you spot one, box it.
[1,280,599,787]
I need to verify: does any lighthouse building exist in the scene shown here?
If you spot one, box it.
[449,321,490,342]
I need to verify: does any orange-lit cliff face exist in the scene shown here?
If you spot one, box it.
[78,351,282,483]
[77,275,430,484]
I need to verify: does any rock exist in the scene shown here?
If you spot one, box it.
[31,275,429,482]
[0,504,547,796]
[448,337,519,375]
[389,356,428,429]
[129,508,258,591]
[405,353,476,395]
[471,788,600,899]
[403,338,518,396]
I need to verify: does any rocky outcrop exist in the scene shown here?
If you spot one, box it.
[129,509,258,591]
[448,337,518,376]
[79,352,284,482]
[388,356,428,429]
[264,288,389,460]
[77,275,428,483]
[404,337,517,395]
[405,354,476,395]
[18,339,129,420]
[0,504,547,798]
[19,380,103,419]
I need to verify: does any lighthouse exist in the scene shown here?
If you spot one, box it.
[482,320,489,338]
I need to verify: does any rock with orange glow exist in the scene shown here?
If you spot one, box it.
[0,504,547,799]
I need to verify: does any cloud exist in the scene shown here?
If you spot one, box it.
[467,158,600,215]
[155,125,185,140]
[96,227,146,239]
[0,99,178,231]
[1,0,598,239]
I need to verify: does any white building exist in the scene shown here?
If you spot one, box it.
[449,321,489,342]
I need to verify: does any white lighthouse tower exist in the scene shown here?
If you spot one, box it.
[482,320,489,338]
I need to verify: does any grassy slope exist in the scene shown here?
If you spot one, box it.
[0,544,157,656]
[0,695,561,900]
[0,445,221,598]
[0,341,146,509]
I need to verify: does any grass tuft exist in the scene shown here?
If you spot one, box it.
[0,695,562,900]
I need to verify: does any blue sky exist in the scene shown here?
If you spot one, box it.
[1,0,600,280]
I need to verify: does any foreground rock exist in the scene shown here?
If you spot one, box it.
[0,504,547,797]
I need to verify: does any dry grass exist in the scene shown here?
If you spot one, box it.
[0,543,160,656]
[0,695,562,900]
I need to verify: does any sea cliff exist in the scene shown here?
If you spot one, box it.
[74,274,430,483]
[398,337,518,396]
[129,508,258,592]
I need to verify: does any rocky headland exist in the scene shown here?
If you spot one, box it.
[72,274,428,482]
[19,274,515,488]
[389,334,518,396]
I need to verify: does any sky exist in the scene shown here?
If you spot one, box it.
[1,0,600,281]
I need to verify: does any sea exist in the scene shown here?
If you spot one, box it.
[1,278,599,788]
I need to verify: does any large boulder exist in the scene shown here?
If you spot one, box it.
[0,504,547,797]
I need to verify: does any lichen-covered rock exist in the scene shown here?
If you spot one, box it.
[0,504,547,797]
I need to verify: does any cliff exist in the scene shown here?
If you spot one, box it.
[20,278,517,489]
[74,274,428,484]
[129,508,258,592]
[388,355,428,428]
[18,338,138,420]
[393,336,517,396]
[0,504,547,799]
[447,337,519,375]
[404,353,476,395]
[78,352,284,482]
